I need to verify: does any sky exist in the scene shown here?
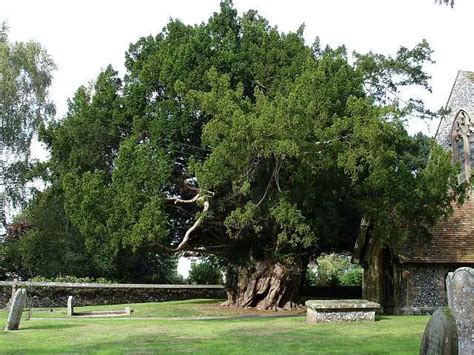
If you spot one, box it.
[1,0,473,135]
[1,0,472,276]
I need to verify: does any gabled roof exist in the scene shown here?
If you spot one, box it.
[394,194,474,264]
[352,195,474,265]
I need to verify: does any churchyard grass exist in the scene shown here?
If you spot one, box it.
[1,299,428,354]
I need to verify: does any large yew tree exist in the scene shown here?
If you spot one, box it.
[38,2,461,308]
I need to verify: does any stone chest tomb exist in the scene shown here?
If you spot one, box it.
[305,299,380,323]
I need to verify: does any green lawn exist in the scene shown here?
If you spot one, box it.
[0,299,428,354]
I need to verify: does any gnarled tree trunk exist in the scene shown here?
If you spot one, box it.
[224,258,303,310]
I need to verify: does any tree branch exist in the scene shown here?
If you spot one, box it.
[166,193,200,204]
[175,200,209,251]
[164,186,214,252]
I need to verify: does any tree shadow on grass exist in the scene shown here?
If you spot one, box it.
[21,323,81,330]
[199,314,305,322]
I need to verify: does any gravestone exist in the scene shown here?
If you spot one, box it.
[5,288,27,331]
[67,296,74,316]
[419,307,458,355]
[6,279,18,312]
[446,267,473,355]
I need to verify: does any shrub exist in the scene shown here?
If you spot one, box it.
[187,260,223,285]
[305,253,363,286]
[29,275,114,284]
[339,267,363,286]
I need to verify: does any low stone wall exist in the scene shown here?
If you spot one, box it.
[0,281,226,309]
[300,286,361,300]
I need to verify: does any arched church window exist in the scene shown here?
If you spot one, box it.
[451,110,474,182]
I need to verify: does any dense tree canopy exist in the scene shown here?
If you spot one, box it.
[4,2,463,306]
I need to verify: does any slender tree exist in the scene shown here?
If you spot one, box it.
[0,23,55,235]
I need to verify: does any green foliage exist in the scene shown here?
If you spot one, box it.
[0,24,55,208]
[340,268,363,286]
[29,275,114,284]
[188,259,223,285]
[305,253,363,286]
[303,268,318,286]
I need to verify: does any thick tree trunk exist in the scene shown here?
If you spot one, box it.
[223,259,303,310]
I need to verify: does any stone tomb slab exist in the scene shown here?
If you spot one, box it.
[305,299,380,323]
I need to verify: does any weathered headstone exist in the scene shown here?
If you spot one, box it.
[125,307,131,316]
[419,307,458,355]
[67,296,74,316]
[5,288,27,331]
[6,279,18,312]
[446,267,473,355]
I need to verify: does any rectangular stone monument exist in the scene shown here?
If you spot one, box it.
[5,288,27,331]
[305,299,380,323]
[445,267,473,355]
[67,296,74,316]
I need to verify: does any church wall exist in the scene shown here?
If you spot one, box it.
[437,71,474,148]
[397,263,474,315]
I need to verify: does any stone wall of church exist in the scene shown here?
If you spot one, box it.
[397,263,474,315]
[436,71,474,148]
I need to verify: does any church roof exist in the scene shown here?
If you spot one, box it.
[394,194,474,264]
[352,195,474,265]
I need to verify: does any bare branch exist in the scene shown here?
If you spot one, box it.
[166,193,200,204]
[257,170,274,207]
[163,183,215,251]
[175,200,209,251]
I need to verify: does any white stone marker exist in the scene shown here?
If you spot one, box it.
[67,296,74,316]
[5,288,27,331]
[446,267,473,355]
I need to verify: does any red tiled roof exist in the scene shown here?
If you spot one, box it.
[395,193,474,263]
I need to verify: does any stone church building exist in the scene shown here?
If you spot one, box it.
[353,71,474,315]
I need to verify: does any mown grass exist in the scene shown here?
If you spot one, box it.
[11,298,302,319]
[0,299,428,354]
